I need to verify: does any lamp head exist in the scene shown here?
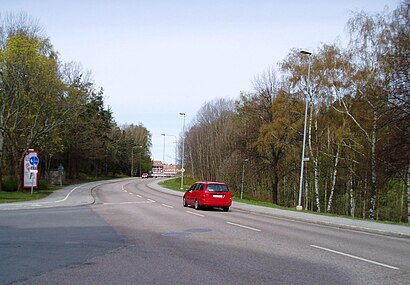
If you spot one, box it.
[300,50,312,55]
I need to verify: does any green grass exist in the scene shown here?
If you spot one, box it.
[159,178,410,225]
[0,188,59,203]
[159,177,197,192]
[0,174,123,204]
[231,196,301,211]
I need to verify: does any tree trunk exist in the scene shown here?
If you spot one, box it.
[407,165,410,223]
[349,167,355,218]
[369,111,377,220]
[327,144,340,212]
[307,103,321,212]
[0,132,3,192]
[271,169,279,205]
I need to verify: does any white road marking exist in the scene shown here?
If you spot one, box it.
[226,222,261,232]
[161,204,174,209]
[310,245,399,270]
[25,186,82,206]
[103,201,154,205]
[186,211,205,217]
[136,195,142,198]
[147,199,156,203]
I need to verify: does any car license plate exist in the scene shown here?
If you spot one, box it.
[213,195,223,198]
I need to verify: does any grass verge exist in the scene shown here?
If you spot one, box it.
[159,177,409,226]
[0,187,60,203]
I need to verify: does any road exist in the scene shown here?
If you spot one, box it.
[1,178,409,284]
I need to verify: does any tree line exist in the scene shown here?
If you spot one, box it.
[182,3,409,222]
[0,13,152,191]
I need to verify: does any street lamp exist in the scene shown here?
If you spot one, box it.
[241,158,249,199]
[161,133,166,163]
[179,112,186,190]
[131,145,142,177]
[297,50,312,211]
[162,134,178,174]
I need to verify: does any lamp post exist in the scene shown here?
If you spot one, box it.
[241,158,249,199]
[162,134,177,174]
[131,145,142,177]
[297,50,312,211]
[161,133,166,177]
[179,112,186,190]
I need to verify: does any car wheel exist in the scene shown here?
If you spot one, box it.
[194,199,201,210]
[183,197,188,207]
[222,207,229,212]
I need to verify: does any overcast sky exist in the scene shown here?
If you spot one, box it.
[2,0,399,163]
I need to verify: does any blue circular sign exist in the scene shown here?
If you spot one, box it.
[29,156,39,165]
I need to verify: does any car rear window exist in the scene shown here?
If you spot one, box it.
[206,184,229,192]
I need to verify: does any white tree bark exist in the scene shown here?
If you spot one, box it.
[349,167,355,218]
[407,165,410,223]
[327,144,340,212]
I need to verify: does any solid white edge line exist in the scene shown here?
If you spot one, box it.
[226,222,261,232]
[310,245,399,270]
[186,211,205,217]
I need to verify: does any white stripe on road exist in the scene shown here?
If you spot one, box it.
[103,201,154,205]
[310,245,399,270]
[186,211,205,217]
[147,199,156,203]
[226,222,261,232]
[136,195,142,198]
[32,186,82,205]
[161,204,174,209]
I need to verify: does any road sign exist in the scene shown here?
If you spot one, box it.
[30,156,39,165]
[23,150,39,189]
[181,167,185,173]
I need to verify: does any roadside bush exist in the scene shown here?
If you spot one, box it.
[2,176,18,192]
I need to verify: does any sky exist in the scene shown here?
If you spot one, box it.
[2,0,400,163]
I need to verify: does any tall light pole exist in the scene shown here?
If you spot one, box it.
[131,145,142,177]
[297,50,312,211]
[179,112,186,190]
[161,133,166,177]
[241,158,249,199]
[162,134,177,174]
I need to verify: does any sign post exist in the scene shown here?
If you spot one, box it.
[58,163,64,186]
[23,150,39,192]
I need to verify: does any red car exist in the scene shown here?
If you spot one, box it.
[183,181,232,211]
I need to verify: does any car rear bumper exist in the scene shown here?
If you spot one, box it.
[199,198,232,207]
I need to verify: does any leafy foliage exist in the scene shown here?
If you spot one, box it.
[182,3,410,222]
[0,14,151,190]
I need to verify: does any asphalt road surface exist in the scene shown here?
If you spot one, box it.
[1,178,409,284]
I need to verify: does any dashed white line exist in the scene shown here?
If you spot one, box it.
[161,204,174,209]
[186,211,205,217]
[147,199,156,203]
[136,194,142,198]
[310,245,399,270]
[103,201,154,205]
[226,222,261,232]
